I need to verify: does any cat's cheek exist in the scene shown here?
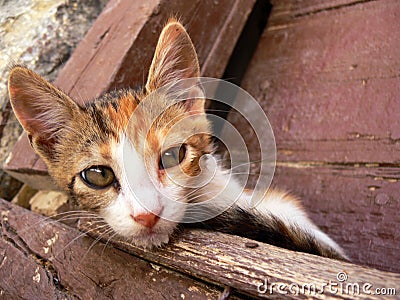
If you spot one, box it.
[100,196,137,237]
[157,188,187,222]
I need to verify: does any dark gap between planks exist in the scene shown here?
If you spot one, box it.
[209,0,272,136]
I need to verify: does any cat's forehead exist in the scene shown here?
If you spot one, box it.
[82,89,187,147]
[87,89,140,132]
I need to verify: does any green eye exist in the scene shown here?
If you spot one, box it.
[80,166,116,189]
[159,145,187,170]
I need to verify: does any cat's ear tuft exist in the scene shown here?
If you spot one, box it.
[145,19,200,93]
[8,66,80,159]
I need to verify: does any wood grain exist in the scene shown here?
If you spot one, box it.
[242,0,400,163]
[0,199,236,299]
[3,199,397,299]
[228,0,400,272]
[273,166,400,273]
[78,212,400,299]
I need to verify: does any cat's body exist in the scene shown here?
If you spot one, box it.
[8,19,347,260]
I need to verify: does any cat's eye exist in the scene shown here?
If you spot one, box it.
[80,166,116,189]
[159,145,187,170]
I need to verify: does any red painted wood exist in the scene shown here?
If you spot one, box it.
[229,0,400,272]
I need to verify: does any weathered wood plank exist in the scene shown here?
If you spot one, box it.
[238,0,400,164]
[3,0,256,188]
[4,133,56,190]
[0,236,68,299]
[228,0,400,273]
[268,0,382,22]
[272,165,400,273]
[0,199,237,299]
[2,200,399,299]
[78,216,400,299]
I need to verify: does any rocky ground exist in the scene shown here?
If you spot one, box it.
[0,0,108,201]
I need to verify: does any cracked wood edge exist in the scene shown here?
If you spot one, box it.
[0,199,240,299]
[1,200,399,299]
[78,217,400,299]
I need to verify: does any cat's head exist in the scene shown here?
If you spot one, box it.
[8,20,214,247]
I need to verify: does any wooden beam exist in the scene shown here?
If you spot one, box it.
[0,199,240,299]
[1,198,399,299]
[79,208,400,299]
[3,0,256,189]
[227,0,400,272]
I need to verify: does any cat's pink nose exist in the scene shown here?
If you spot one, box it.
[132,213,160,228]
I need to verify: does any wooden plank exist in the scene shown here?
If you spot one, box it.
[2,200,399,299]
[273,165,400,273]
[268,0,382,22]
[227,0,400,272]
[229,0,400,161]
[4,133,57,190]
[77,215,400,299]
[3,0,256,189]
[0,199,238,299]
[238,0,400,163]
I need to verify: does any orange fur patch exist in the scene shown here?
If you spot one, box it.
[106,93,138,131]
[99,143,112,160]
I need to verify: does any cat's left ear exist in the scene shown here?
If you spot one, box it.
[8,66,80,161]
[145,19,204,114]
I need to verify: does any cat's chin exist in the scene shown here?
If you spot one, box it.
[107,219,177,249]
[100,199,182,248]
[130,231,171,249]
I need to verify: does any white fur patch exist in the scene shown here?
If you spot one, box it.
[100,134,180,248]
[238,190,346,257]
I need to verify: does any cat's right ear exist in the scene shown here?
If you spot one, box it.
[145,19,200,93]
[146,19,206,115]
[8,66,80,159]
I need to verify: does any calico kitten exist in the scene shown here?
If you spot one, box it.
[8,19,348,260]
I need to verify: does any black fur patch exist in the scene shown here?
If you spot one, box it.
[67,175,79,207]
[185,206,347,261]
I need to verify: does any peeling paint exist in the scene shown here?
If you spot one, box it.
[1,210,9,221]
[188,286,200,293]
[278,161,400,170]
[42,233,58,254]
[0,255,7,269]
[46,233,59,247]
[32,267,40,283]
[373,176,400,183]
[150,263,161,271]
